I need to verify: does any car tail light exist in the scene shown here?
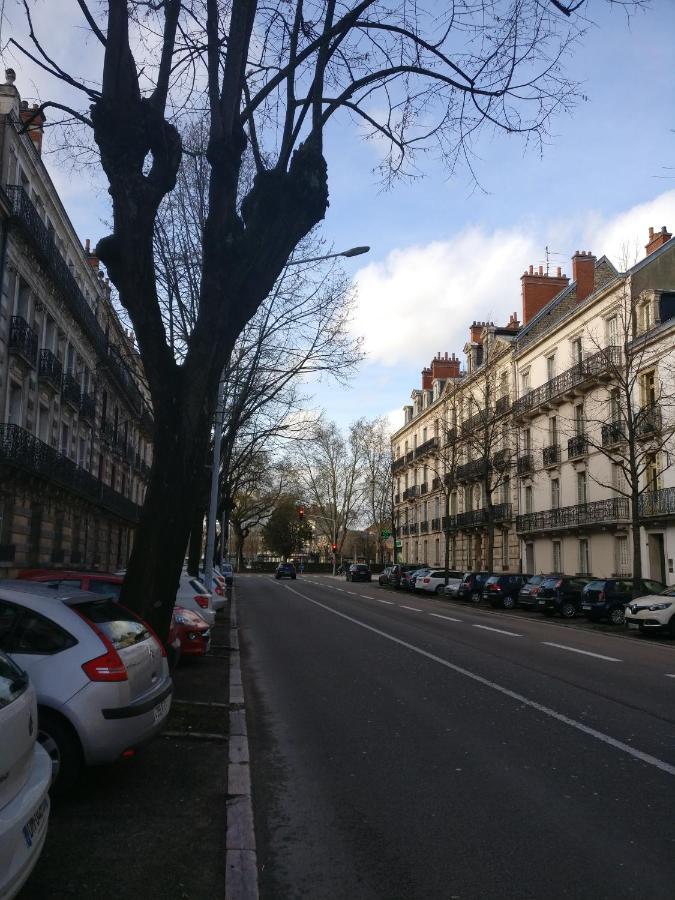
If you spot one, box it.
[531,586,540,595]
[82,647,128,682]
[194,595,209,609]
[423,578,430,583]
[489,584,499,591]
[215,585,224,596]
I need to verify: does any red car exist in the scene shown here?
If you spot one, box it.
[172,605,211,656]
[18,570,183,668]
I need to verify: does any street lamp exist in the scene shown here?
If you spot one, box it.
[202,244,370,588]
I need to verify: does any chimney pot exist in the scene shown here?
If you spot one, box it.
[556,266,562,277]
[645,225,672,257]
[649,227,654,239]
[529,265,534,275]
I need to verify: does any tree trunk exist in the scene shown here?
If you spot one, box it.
[631,485,643,588]
[443,491,451,584]
[187,504,206,576]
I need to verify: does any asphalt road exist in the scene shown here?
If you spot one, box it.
[237,573,675,900]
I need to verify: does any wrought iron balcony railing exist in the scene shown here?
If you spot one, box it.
[568,434,588,459]
[516,496,629,534]
[409,522,419,534]
[420,520,429,533]
[9,316,38,367]
[517,453,534,476]
[403,485,421,500]
[61,373,81,409]
[415,436,438,458]
[38,349,62,391]
[636,404,662,439]
[457,503,512,529]
[542,444,561,467]
[639,486,675,518]
[492,448,511,470]
[442,514,458,531]
[392,456,406,473]
[420,482,428,495]
[431,517,441,530]
[457,457,489,482]
[406,451,414,464]
[495,395,510,416]
[0,423,142,523]
[513,346,620,417]
[601,421,625,447]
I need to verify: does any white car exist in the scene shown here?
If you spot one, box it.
[200,571,227,611]
[624,586,675,635]
[177,574,216,625]
[414,570,462,595]
[0,651,51,899]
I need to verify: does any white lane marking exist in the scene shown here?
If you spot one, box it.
[430,613,463,623]
[666,674,675,679]
[345,591,357,595]
[374,598,393,605]
[362,595,375,600]
[282,585,675,778]
[401,605,422,612]
[473,624,522,638]
[542,642,621,663]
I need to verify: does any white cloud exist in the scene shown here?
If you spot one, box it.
[350,190,675,366]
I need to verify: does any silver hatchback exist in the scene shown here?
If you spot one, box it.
[0,581,173,794]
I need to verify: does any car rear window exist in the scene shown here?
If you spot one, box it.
[542,577,562,588]
[189,578,209,593]
[485,576,500,585]
[88,580,122,598]
[584,581,605,591]
[76,599,151,651]
[0,651,28,709]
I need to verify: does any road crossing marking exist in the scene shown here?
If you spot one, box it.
[281,584,675,778]
[401,605,422,612]
[429,613,463,623]
[472,624,522,638]
[542,642,621,663]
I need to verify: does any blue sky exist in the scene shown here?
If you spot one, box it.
[4,1,675,433]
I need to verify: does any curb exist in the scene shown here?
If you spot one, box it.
[226,593,259,900]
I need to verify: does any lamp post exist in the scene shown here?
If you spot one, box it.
[202,244,370,590]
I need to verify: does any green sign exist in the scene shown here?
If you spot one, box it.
[381,529,391,539]
[395,540,402,549]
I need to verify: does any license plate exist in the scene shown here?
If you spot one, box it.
[581,604,590,610]
[23,797,48,848]
[153,695,171,723]
[538,600,545,606]
[626,621,639,629]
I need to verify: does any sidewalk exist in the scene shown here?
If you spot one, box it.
[19,608,232,900]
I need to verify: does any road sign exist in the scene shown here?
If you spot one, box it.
[381,529,391,538]
[395,540,402,549]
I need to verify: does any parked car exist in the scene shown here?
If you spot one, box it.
[415,570,464,595]
[378,566,394,586]
[0,650,52,900]
[176,574,216,626]
[388,564,419,588]
[538,576,595,618]
[456,572,490,602]
[624,585,675,636]
[200,571,227,610]
[402,567,429,591]
[581,578,667,625]
[517,574,556,610]
[219,563,234,588]
[346,564,372,582]
[483,574,532,609]
[0,581,173,794]
[18,570,183,667]
[443,579,463,598]
[172,606,211,657]
[275,563,297,580]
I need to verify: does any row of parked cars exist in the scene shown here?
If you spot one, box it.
[378,565,675,635]
[0,562,233,899]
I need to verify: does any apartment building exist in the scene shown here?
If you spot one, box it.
[0,71,153,572]
[392,229,675,584]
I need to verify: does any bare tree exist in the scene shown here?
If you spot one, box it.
[10,0,644,632]
[357,417,393,563]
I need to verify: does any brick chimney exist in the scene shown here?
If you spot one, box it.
[421,366,433,390]
[645,226,672,257]
[19,100,45,155]
[520,265,569,324]
[504,311,520,331]
[470,321,490,343]
[572,250,596,303]
[431,352,461,380]
[84,238,100,272]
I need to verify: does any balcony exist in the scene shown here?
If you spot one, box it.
[457,503,512,529]
[6,185,147,418]
[405,451,414,464]
[400,524,409,536]
[442,514,458,531]
[457,457,489,482]
[392,456,406,474]
[640,486,675,518]
[101,420,116,445]
[568,434,588,459]
[636,404,662,439]
[431,517,441,530]
[420,482,428,495]
[61,373,81,409]
[403,485,421,500]
[601,422,625,448]
[38,349,62,392]
[461,410,486,436]
[80,392,96,424]
[516,453,534,476]
[420,521,429,533]
[409,522,419,534]
[432,476,441,490]
[495,395,510,416]
[492,448,511,471]
[0,423,142,523]
[8,316,38,368]
[542,444,560,467]
[415,437,438,459]
[516,496,629,534]
[513,346,620,418]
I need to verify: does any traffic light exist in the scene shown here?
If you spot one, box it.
[331,543,337,553]
[298,505,305,520]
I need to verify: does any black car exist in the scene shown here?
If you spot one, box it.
[518,574,556,610]
[275,562,297,579]
[538,576,594,618]
[378,566,394,586]
[581,577,666,625]
[346,564,372,582]
[482,573,532,609]
[457,572,490,602]
[401,567,428,591]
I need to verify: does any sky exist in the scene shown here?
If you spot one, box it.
[3,1,675,435]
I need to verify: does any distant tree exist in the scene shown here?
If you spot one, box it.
[357,418,393,563]
[263,496,312,561]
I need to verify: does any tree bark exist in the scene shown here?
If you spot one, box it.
[187,503,206,576]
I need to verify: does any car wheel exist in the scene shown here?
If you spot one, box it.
[435,585,445,595]
[38,708,82,796]
[502,596,516,610]
[471,591,480,603]
[560,601,576,619]
[608,606,625,626]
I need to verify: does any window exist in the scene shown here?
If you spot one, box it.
[8,383,22,426]
[577,471,588,505]
[422,427,427,442]
[521,369,531,393]
[501,475,510,505]
[525,485,533,514]
[551,478,560,509]
[609,388,621,424]
[501,529,509,568]
[423,540,428,564]
[38,404,50,443]
[546,354,556,380]
[9,607,77,655]
[642,300,653,333]
[523,428,532,452]
[575,404,585,436]
[646,453,659,493]
[0,601,21,651]
[571,338,583,365]
[60,422,70,458]
[606,314,619,347]
[642,370,656,406]
[614,536,629,576]
[549,416,558,445]
[434,496,440,519]
[434,538,440,566]
[552,540,562,573]
[578,539,590,575]
[612,463,625,494]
